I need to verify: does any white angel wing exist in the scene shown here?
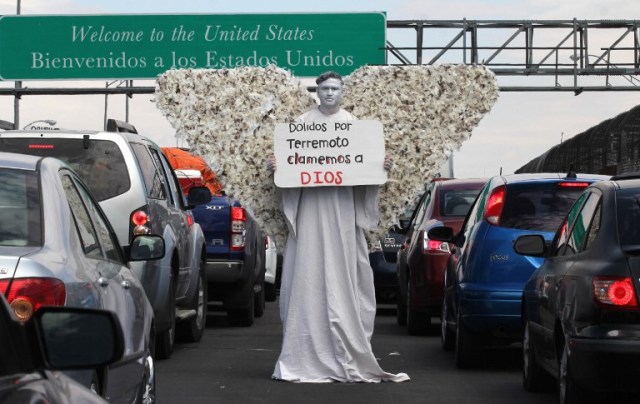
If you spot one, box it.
[341,65,499,241]
[155,65,315,250]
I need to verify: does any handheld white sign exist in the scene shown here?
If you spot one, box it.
[274,119,387,188]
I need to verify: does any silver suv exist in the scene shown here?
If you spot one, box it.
[0,119,211,359]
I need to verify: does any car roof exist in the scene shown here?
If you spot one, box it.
[0,128,158,145]
[0,151,42,170]
[498,172,610,185]
[611,177,640,191]
[437,178,487,190]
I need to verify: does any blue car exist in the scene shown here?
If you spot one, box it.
[428,171,609,368]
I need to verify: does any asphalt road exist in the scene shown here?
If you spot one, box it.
[156,301,557,404]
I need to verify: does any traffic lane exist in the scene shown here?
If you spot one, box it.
[156,303,556,403]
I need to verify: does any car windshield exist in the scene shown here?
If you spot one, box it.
[440,189,481,217]
[0,168,42,247]
[0,138,130,202]
[500,183,588,232]
[616,191,640,253]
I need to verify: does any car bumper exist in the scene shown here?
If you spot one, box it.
[369,251,397,302]
[569,336,640,392]
[205,260,243,283]
[460,287,523,340]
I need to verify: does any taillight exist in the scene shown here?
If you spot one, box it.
[131,209,150,236]
[0,278,66,321]
[422,233,450,254]
[231,206,246,252]
[593,277,638,307]
[186,214,194,227]
[484,185,506,225]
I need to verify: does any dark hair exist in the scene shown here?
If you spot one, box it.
[316,71,343,85]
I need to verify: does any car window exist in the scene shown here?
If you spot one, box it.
[62,175,102,258]
[616,190,640,252]
[150,148,177,207]
[564,192,601,255]
[440,189,481,217]
[553,192,589,256]
[583,199,602,251]
[71,174,123,263]
[0,168,41,247]
[130,143,167,200]
[500,183,588,232]
[411,189,432,230]
[0,138,130,202]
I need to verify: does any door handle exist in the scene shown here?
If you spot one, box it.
[121,280,131,289]
[98,277,109,287]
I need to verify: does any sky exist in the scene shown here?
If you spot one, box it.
[0,0,638,179]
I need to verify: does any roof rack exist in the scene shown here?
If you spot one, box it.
[0,120,15,130]
[106,118,137,134]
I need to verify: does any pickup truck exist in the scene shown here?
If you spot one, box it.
[163,147,267,327]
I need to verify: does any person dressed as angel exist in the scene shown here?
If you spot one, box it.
[268,70,409,383]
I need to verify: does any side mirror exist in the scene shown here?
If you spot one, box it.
[427,226,455,242]
[128,235,165,261]
[513,234,546,257]
[33,307,125,369]
[187,186,212,207]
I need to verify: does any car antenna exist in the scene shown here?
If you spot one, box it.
[566,164,577,179]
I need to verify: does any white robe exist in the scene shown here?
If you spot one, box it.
[272,107,409,383]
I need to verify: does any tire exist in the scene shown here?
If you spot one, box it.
[227,291,255,327]
[254,280,266,318]
[406,278,430,335]
[559,336,589,404]
[441,299,455,352]
[522,320,549,391]
[396,283,407,326]
[455,311,477,369]
[137,344,156,404]
[176,265,208,343]
[265,282,277,302]
[155,275,176,360]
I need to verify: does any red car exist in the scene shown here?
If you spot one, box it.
[396,178,486,335]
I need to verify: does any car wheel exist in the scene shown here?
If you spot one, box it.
[406,278,429,335]
[89,370,101,396]
[228,291,255,327]
[265,282,277,302]
[137,348,156,404]
[455,311,477,368]
[156,275,176,360]
[559,336,588,404]
[254,279,266,318]
[176,265,208,343]
[441,300,455,351]
[522,320,548,391]
[396,283,407,326]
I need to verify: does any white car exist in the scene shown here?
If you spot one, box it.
[264,235,278,302]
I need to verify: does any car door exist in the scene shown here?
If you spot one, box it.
[62,171,144,402]
[151,146,192,298]
[532,192,598,365]
[398,185,433,298]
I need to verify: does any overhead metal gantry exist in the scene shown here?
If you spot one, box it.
[1,19,639,98]
[386,19,640,93]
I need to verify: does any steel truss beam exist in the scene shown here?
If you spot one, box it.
[0,19,638,96]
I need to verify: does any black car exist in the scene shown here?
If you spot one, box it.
[0,293,124,403]
[514,175,640,403]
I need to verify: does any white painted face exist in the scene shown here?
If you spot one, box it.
[317,77,344,109]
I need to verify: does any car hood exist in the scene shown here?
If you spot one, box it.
[0,247,40,280]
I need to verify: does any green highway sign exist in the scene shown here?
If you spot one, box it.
[0,13,386,80]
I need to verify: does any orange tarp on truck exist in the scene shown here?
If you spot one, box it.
[161,147,223,196]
